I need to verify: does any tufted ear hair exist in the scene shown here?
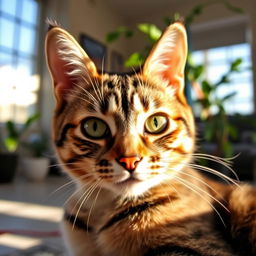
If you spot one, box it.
[45,25,98,109]
[143,23,188,103]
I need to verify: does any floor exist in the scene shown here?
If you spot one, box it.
[0,174,75,255]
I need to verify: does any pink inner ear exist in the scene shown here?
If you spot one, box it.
[48,43,76,102]
[162,54,182,89]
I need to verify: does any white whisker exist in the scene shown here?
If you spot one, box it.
[86,184,103,232]
[72,179,101,230]
[172,175,227,227]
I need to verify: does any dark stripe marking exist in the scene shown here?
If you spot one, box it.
[64,211,93,232]
[100,94,109,114]
[99,196,171,232]
[144,245,204,256]
[154,129,180,148]
[174,117,192,137]
[66,152,97,164]
[139,95,149,111]
[72,136,101,149]
[121,85,130,118]
[56,123,76,147]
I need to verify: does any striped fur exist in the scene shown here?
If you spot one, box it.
[46,23,256,256]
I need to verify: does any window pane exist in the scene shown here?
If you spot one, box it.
[192,51,204,65]
[0,0,17,16]
[21,0,38,25]
[0,51,13,66]
[192,43,253,116]
[0,17,15,49]
[207,64,229,83]
[230,44,250,59]
[225,101,253,115]
[230,70,252,81]
[18,25,36,54]
[233,83,253,99]
[208,46,227,63]
[17,57,35,75]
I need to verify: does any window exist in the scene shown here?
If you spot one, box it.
[192,43,253,115]
[0,0,40,123]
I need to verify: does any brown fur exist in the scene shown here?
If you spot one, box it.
[45,22,256,256]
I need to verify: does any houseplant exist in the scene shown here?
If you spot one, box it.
[0,113,40,183]
[21,132,50,182]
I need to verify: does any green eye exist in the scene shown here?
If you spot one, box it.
[81,117,109,139]
[145,115,168,134]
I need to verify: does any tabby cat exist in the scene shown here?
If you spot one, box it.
[45,22,256,256]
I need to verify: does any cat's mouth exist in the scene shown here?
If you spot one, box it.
[115,176,141,186]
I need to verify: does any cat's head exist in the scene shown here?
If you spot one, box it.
[45,22,195,198]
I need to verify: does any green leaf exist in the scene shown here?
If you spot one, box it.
[174,12,182,22]
[138,24,162,41]
[202,80,213,95]
[106,27,134,43]
[185,4,204,25]
[163,17,172,25]
[230,58,242,71]
[106,31,121,43]
[124,53,144,67]
[24,113,40,130]
[163,13,181,25]
[228,125,238,139]
[125,30,133,38]
[204,121,215,142]
[216,75,230,85]
[223,141,233,158]
[5,121,18,139]
[194,65,204,80]
[221,92,237,102]
[4,137,18,152]
[223,1,244,14]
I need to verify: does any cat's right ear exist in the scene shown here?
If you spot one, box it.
[45,26,98,107]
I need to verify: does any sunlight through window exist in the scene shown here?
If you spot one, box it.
[0,0,40,123]
[192,43,253,115]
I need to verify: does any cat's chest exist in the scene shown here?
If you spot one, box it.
[94,195,228,256]
[96,206,234,256]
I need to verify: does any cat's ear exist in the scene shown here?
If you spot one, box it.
[143,23,187,102]
[45,26,98,106]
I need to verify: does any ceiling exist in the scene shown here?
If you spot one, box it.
[105,0,188,22]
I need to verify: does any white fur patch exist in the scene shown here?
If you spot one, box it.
[108,95,117,113]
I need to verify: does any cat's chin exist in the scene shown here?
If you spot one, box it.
[110,175,167,199]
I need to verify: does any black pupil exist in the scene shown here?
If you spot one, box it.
[93,121,98,131]
[153,117,158,128]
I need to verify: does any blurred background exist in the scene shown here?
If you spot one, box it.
[0,0,255,255]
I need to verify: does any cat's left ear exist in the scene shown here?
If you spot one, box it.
[143,23,187,102]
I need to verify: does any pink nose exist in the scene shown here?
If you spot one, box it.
[117,156,142,172]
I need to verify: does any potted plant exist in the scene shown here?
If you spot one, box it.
[0,113,40,183]
[21,132,50,182]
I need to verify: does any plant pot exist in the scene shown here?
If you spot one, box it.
[21,157,49,182]
[0,152,18,183]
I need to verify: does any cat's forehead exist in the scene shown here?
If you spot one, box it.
[101,74,142,89]
[69,73,177,126]
[99,74,172,114]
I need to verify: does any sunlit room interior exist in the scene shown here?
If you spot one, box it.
[0,0,256,255]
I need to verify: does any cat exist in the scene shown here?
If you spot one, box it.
[45,22,256,256]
